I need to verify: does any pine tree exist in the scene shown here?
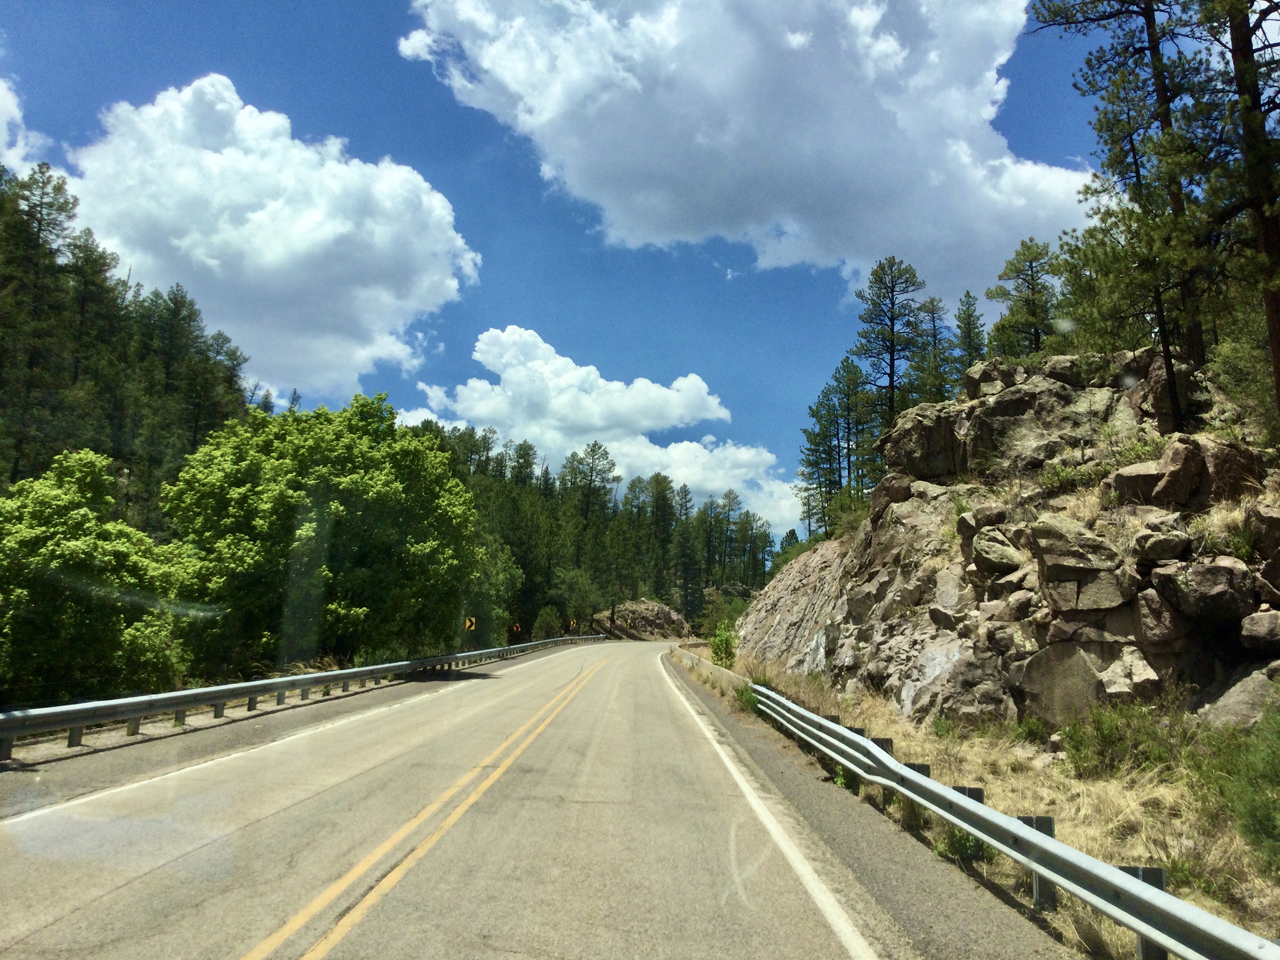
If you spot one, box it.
[950,291,986,381]
[986,238,1059,358]
[904,295,957,405]
[852,256,926,431]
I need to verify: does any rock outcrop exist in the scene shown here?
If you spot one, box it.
[739,350,1278,728]
[601,600,690,640]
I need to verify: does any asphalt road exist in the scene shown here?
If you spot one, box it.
[0,642,1070,960]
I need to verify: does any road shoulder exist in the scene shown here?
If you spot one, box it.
[665,652,1077,960]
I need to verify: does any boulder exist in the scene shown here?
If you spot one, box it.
[972,528,1024,577]
[956,511,977,540]
[1133,529,1190,563]
[1109,461,1163,504]
[1150,435,1207,507]
[1098,646,1160,702]
[1246,500,1280,562]
[1198,666,1280,729]
[1041,354,1084,388]
[965,359,1017,400]
[869,472,914,523]
[1198,436,1265,504]
[1134,588,1195,652]
[1043,567,1138,612]
[1017,641,1157,726]
[973,503,1008,528]
[876,404,965,480]
[1031,513,1121,581]
[1151,557,1258,623]
[1147,356,1196,434]
[1241,611,1280,653]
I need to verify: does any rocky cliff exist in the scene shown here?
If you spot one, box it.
[738,350,1280,727]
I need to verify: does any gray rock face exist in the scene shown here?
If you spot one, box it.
[735,539,852,666]
[1241,611,1280,652]
[1152,557,1258,624]
[739,349,1275,731]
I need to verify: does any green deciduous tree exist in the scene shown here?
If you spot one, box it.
[164,395,476,678]
[0,451,190,705]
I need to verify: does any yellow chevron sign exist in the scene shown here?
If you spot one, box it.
[464,617,476,631]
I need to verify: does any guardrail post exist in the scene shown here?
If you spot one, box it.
[300,687,310,700]
[374,676,381,685]
[342,680,350,692]
[174,709,186,726]
[1120,867,1168,960]
[277,690,287,705]
[127,717,141,736]
[360,678,366,688]
[900,763,931,830]
[870,737,893,754]
[1017,816,1058,910]
[68,726,83,747]
[953,785,984,804]
[247,695,258,711]
[1,737,13,761]
[214,702,226,719]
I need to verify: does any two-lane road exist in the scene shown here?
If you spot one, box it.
[0,642,906,959]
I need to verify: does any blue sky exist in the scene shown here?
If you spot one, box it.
[1,2,1098,532]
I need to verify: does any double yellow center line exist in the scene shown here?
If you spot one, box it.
[240,655,613,960]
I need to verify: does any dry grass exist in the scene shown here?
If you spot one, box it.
[1187,496,1255,560]
[716,654,1280,959]
[1060,487,1106,528]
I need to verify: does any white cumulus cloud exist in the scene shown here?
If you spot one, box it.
[405,325,800,531]
[401,0,1089,300]
[58,74,479,399]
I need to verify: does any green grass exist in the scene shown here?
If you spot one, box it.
[1012,715,1051,745]
[935,827,995,866]
[733,682,758,714]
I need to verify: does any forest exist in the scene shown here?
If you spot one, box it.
[0,163,770,705]
[791,0,1280,556]
[7,0,1280,704]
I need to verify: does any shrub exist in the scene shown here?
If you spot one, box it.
[1060,692,1196,779]
[710,620,737,669]
[733,682,758,713]
[1192,694,1280,879]
[1040,460,1111,497]
[935,827,995,866]
[1013,715,1050,745]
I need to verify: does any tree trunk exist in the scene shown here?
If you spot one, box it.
[1227,5,1280,427]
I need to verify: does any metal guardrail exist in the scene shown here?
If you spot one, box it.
[749,683,1280,960]
[0,635,607,759]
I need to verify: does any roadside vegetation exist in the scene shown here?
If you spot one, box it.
[681,650,1280,959]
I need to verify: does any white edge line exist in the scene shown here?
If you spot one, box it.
[659,653,880,960]
[3,645,594,826]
